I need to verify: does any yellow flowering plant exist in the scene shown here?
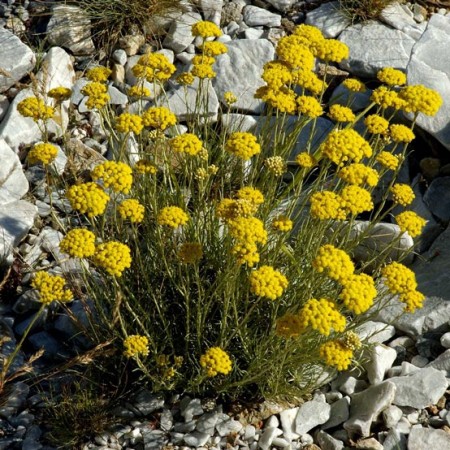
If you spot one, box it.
[17,22,442,401]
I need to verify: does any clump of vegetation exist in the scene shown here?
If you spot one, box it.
[338,0,398,23]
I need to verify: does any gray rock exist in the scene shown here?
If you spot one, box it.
[344,381,396,438]
[423,177,450,221]
[411,355,428,368]
[160,408,173,432]
[112,49,128,65]
[380,429,407,450]
[322,397,350,430]
[382,405,403,429]
[440,332,450,349]
[245,27,265,39]
[330,82,372,111]
[305,2,351,38]
[265,0,295,12]
[0,139,29,205]
[0,382,29,419]
[132,391,164,416]
[118,34,145,56]
[13,289,41,314]
[426,349,450,374]
[379,2,416,30]
[28,330,68,357]
[316,430,344,450]
[0,95,9,122]
[406,14,450,151]
[279,407,300,440]
[181,398,203,422]
[183,431,210,447]
[339,377,369,395]
[258,426,283,450]
[363,344,397,385]
[294,400,331,435]
[355,321,396,344]
[215,418,242,436]
[339,21,415,77]
[0,27,36,93]
[46,5,95,55]
[243,6,281,27]
[389,367,447,409]
[213,39,275,113]
[198,0,223,24]
[355,437,384,450]
[163,11,202,53]
[408,426,450,449]
[196,411,219,434]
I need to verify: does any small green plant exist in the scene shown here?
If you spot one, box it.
[16,23,442,402]
[338,0,397,23]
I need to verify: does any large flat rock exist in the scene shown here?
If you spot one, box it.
[0,139,28,205]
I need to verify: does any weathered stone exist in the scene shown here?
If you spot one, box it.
[382,405,403,429]
[265,0,296,12]
[355,321,396,344]
[423,177,450,221]
[198,0,223,24]
[322,397,350,430]
[316,430,344,450]
[379,2,416,31]
[258,427,283,450]
[294,400,331,435]
[280,407,300,440]
[163,11,202,53]
[0,139,28,205]
[243,6,282,27]
[363,344,397,385]
[118,34,145,56]
[408,426,450,449]
[426,349,450,374]
[305,2,351,38]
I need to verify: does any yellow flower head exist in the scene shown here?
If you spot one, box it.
[312,244,355,283]
[298,298,346,336]
[192,20,222,38]
[296,152,317,169]
[170,133,203,156]
[340,273,377,314]
[118,199,145,223]
[32,271,73,305]
[228,216,267,245]
[340,185,374,215]
[316,39,349,63]
[249,265,288,300]
[294,70,327,95]
[341,331,362,350]
[276,313,305,338]
[216,198,257,220]
[127,86,151,98]
[371,86,406,110]
[389,124,415,143]
[192,63,216,79]
[157,206,189,228]
[231,241,260,267]
[123,335,149,358]
[66,182,110,217]
[328,104,356,122]
[236,187,264,207]
[390,183,415,206]
[395,211,426,238]
[321,129,372,166]
[255,86,297,114]
[377,67,406,86]
[399,84,442,116]
[364,114,389,135]
[262,61,293,90]
[342,78,366,93]
[28,142,58,165]
[265,156,286,176]
[376,151,400,170]
[133,53,176,82]
[86,66,112,82]
[225,132,261,160]
[276,36,315,69]
[320,340,353,371]
[81,82,110,110]
[176,72,195,86]
[201,41,228,57]
[17,97,55,122]
[224,91,237,105]
[399,290,425,313]
[192,54,216,65]
[178,242,203,264]
[142,106,177,130]
[47,87,72,101]
[93,241,132,277]
[293,24,324,44]
[200,347,232,377]
[297,95,323,118]
[91,161,133,194]
[272,215,293,232]
[59,229,96,258]
[338,163,379,187]
[115,113,143,135]
[134,159,157,175]
[381,261,417,294]
[310,191,346,221]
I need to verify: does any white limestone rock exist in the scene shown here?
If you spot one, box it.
[355,321,396,344]
[406,14,450,151]
[0,139,28,205]
[379,2,416,29]
[198,0,223,25]
[265,0,296,13]
[46,5,95,55]
[305,2,351,38]
[338,21,415,77]
[279,407,300,441]
[0,27,36,93]
[163,11,202,53]
[243,6,282,27]
[258,427,283,450]
[408,426,450,448]
[322,397,350,430]
[294,400,331,435]
[213,39,275,113]
[363,344,397,385]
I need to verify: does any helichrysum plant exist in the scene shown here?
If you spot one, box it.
[16,22,442,399]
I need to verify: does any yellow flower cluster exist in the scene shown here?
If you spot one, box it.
[297,96,323,118]
[118,199,145,223]
[17,97,54,122]
[275,313,304,338]
[178,242,203,264]
[371,86,405,110]
[342,78,366,93]
[262,61,293,89]
[47,87,72,101]
[132,53,176,83]
[389,124,415,143]
[377,67,406,86]
[28,142,58,165]
[192,63,216,79]
[200,41,228,57]
[313,244,354,283]
[200,347,232,377]
[390,183,414,206]
[86,66,112,82]
[341,331,362,350]
[236,187,264,207]
[127,86,151,98]
[170,133,203,156]
[91,161,133,194]
[31,271,73,305]
[328,104,355,122]
[395,211,426,238]
[320,129,372,166]
[177,72,195,86]
[115,113,143,135]
[272,215,293,232]
[340,185,374,216]
[192,20,222,38]
[316,39,349,63]
[66,182,110,217]
[276,37,315,69]
[298,298,346,336]
[123,335,149,358]
[93,241,132,277]
[296,152,317,169]
[399,84,442,116]
[364,114,389,135]
[135,159,157,175]
[142,106,177,130]
[225,132,261,160]
[381,262,424,312]
[338,164,379,187]
[265,156,286,176]
[157,206,189,228]
[340,273,377,314]
[224,91,237,105]
[320,340,353,371]
[310,191,346,220]
[59,229,96,258]
[216,198,256,220]
[254,86,297,114]
[81,82,110,110]
[376,151,400,170]
[248,265,288,300]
